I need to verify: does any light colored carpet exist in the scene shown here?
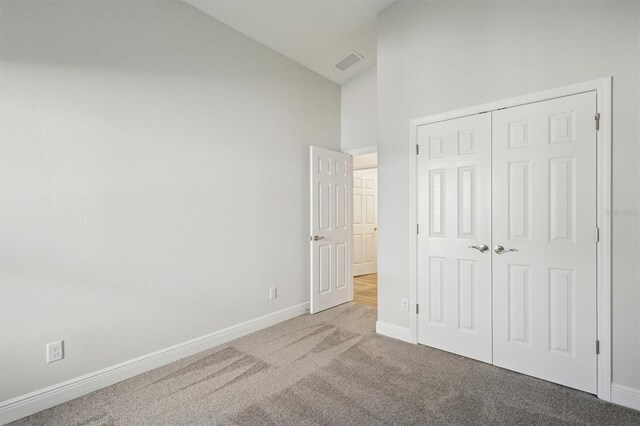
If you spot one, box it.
[13,303,640,425]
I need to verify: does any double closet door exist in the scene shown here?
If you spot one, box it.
[417,92,598,394]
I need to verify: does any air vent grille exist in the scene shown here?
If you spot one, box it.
[334,52,363,71]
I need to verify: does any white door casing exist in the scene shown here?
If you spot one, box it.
[492,92,597,393]
[410,79,611,400]
[353,168,377,276]
[310,146,353,314]
[417,113,493,363]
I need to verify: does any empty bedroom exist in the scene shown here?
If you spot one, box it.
[1,0,640,424]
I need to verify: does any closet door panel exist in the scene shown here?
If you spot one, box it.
[417,113,492,363]
[492,92,597,393]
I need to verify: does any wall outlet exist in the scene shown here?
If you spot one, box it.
[47,340,64,363]
[269,286,277,300]
[400,298,409,312]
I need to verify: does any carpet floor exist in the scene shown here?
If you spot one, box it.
[13,303,640,425]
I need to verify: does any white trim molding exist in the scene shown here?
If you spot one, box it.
[408,77,613,401]
[344,145,377,156]
[611,383,640,411]
[0,302,309,425]
[376,321,413,343]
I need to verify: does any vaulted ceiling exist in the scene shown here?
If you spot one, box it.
[183,0,394,85]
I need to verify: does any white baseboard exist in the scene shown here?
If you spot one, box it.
[0,302,309,425]
[611,383,640,411]
[375,321,413,343]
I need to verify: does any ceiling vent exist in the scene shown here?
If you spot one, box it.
[334,52,364,72]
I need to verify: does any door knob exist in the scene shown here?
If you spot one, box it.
[374,227,378,231]
[495,245,517,254]
[468,244,489,253]
[311,235,325,241]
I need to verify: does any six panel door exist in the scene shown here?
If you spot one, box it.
[491,92,597,393]
[310,146,353,314]
[353,168,377,276]
[417,113,493,363]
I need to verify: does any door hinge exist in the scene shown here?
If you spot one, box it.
[595,227,600,242]
[596,339,600,355]
[595,113,601,131]
[417,224,420,234]
[416,304,419,314]
[416,144,420,155]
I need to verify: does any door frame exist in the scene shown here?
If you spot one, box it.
[408,77,612,401]
[352,168,378,276]
[346,146,377,156]
[348,146,378,285]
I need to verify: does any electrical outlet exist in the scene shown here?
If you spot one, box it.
[400,298,409,312]
[269,286,277,300]
[47,340,64,363]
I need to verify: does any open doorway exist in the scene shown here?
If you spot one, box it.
[352,152,377,307]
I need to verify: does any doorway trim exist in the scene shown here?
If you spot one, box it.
[350,146,379,306]
[408,77,612,401]
[345,145,377,156]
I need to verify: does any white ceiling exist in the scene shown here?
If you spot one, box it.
[183,0,395,85]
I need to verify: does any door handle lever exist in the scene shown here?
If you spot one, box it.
[494,245,517,254]
[311,235,325,241]
[468,244,489,253]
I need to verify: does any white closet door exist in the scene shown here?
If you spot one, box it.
[492,92,597,393]
[353,169,377,276]
[417,113,492,363]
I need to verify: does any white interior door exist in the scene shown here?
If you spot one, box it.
[417,113,493,363]
[310,146,353,314]
[492,92,597,393]
[353,168,377,276]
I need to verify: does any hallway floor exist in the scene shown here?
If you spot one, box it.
[353,273,377,307]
